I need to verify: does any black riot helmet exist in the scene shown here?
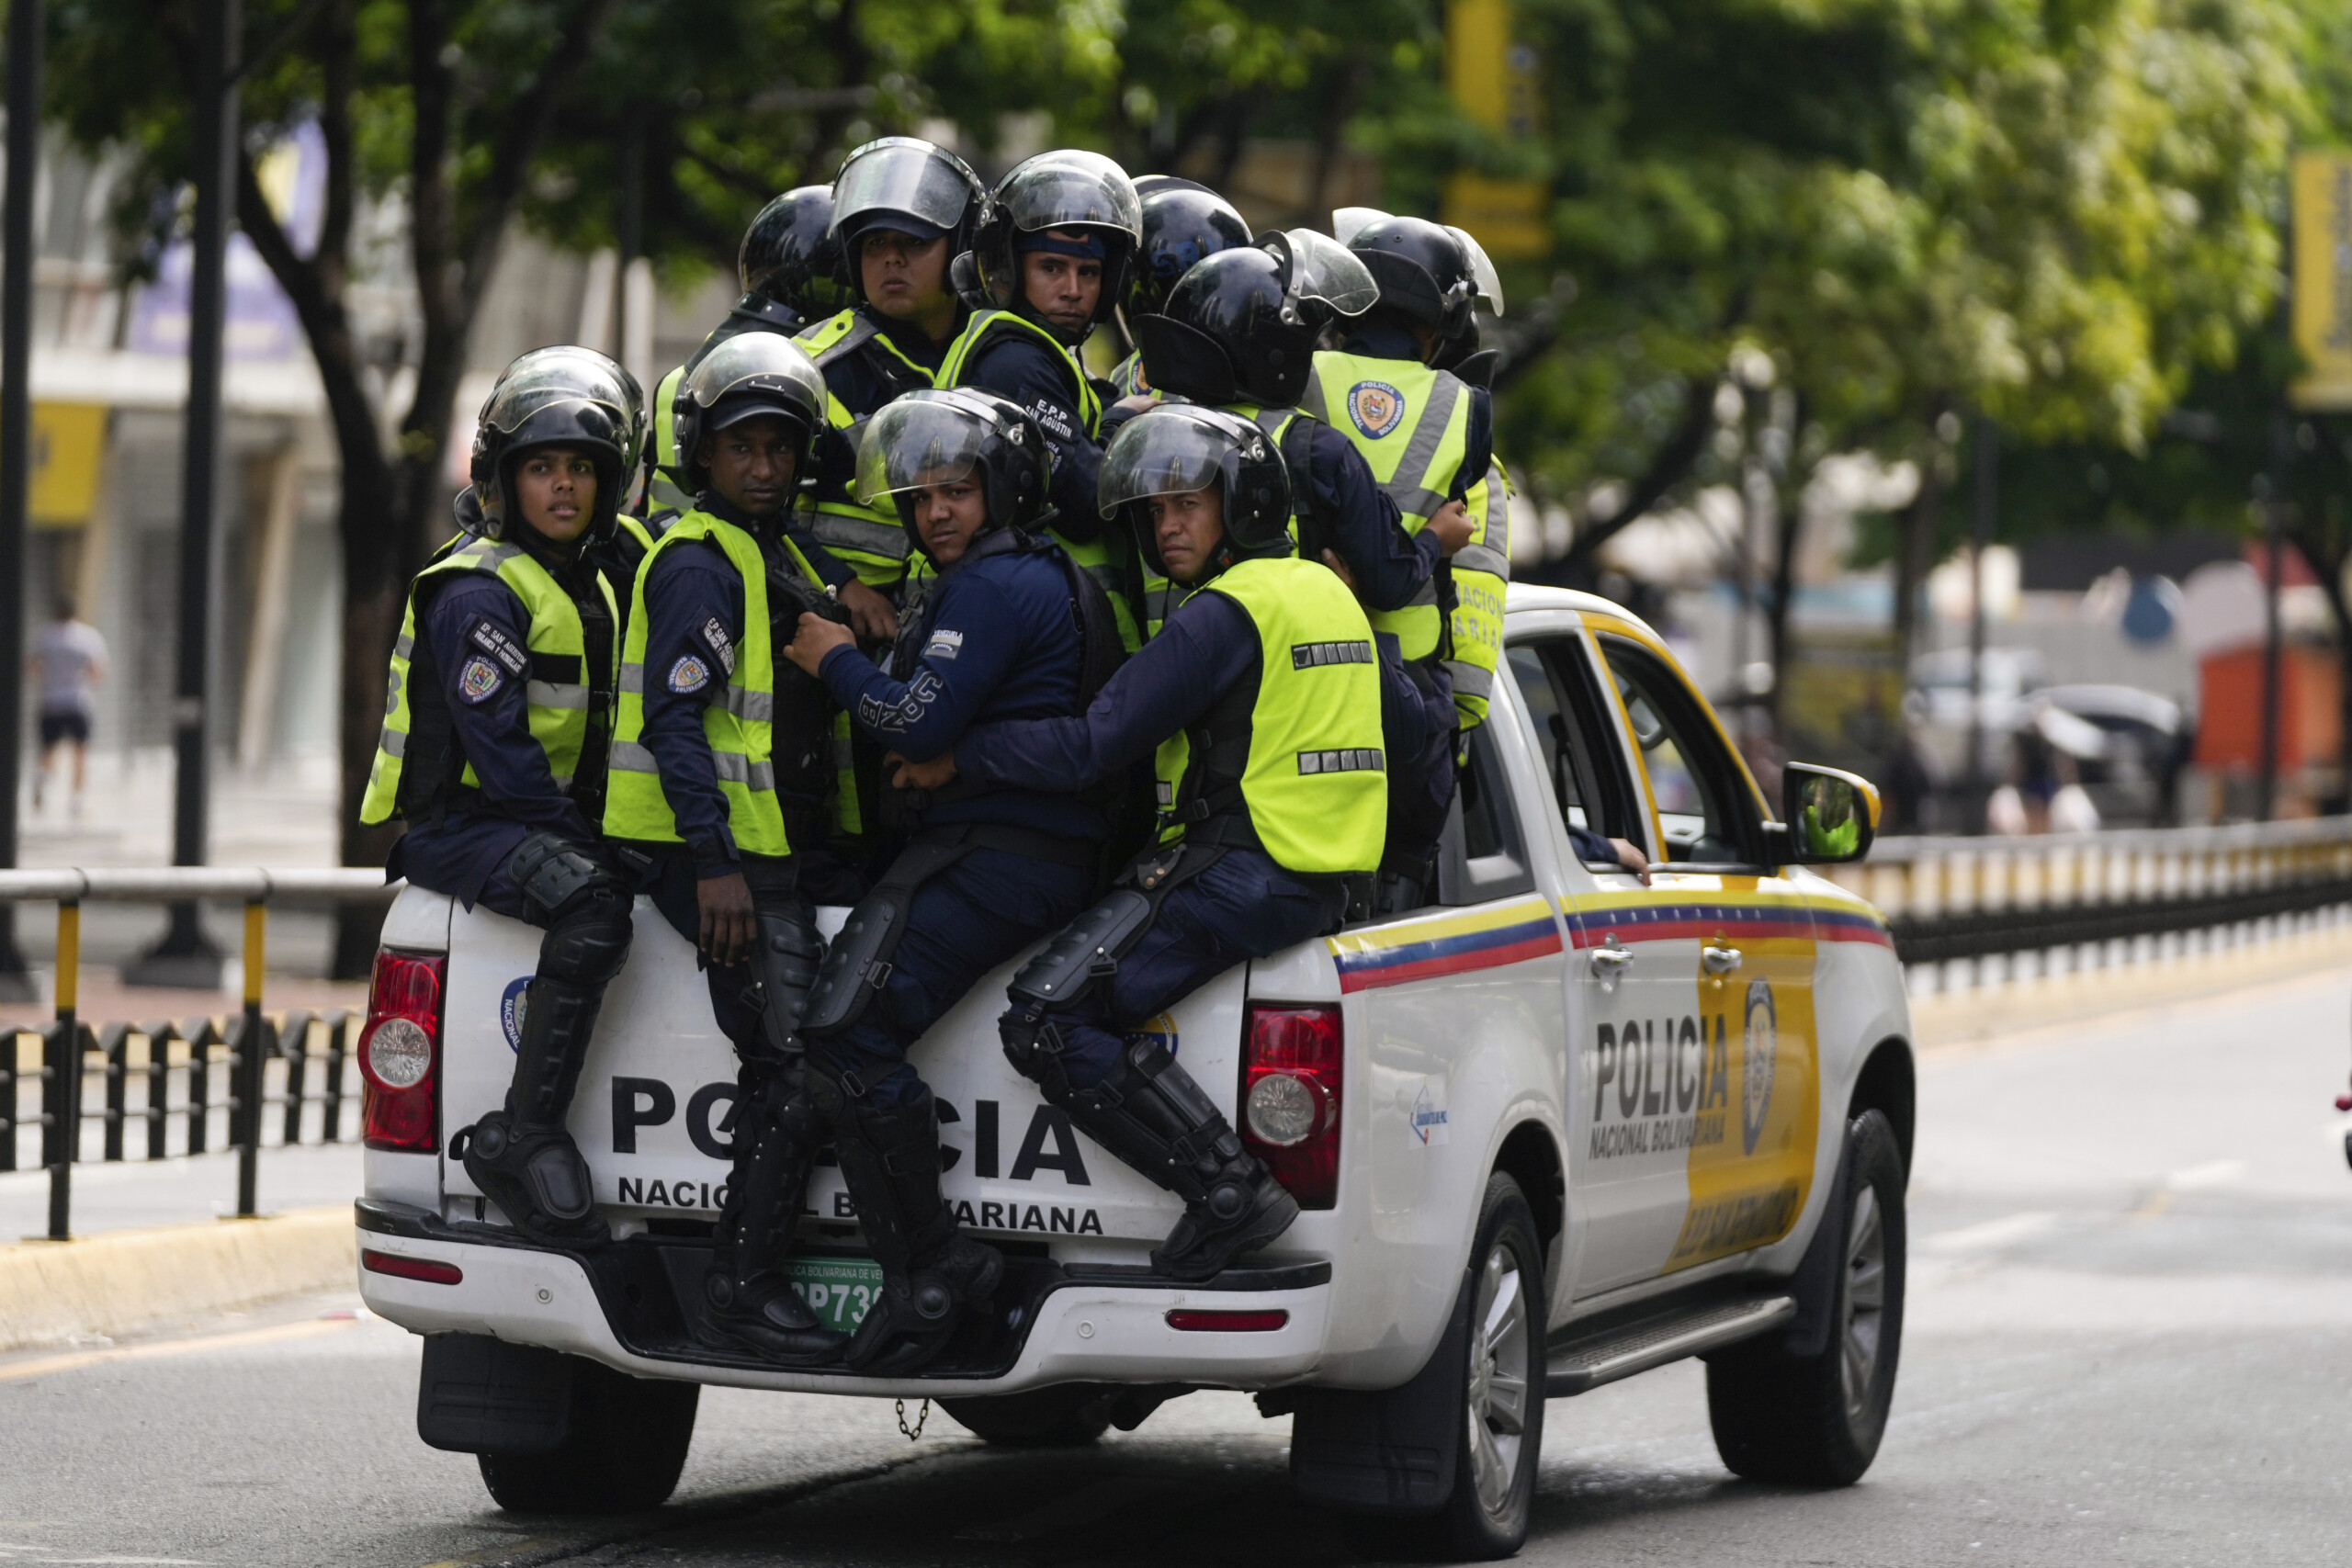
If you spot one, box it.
[1330,208,1487,350]
[969,150,1143,337]
[1119,179,1252,337]
[738,185,848,328]
[852,388,1052,557]
[468,346,640,544]
[830,137,987,304]
[1101,404,1294,581]
[671,333,830,500]
[1134,230,1379,408]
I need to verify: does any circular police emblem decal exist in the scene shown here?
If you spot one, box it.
[1741,979,1776,1155]
[1130,1011,1180,1059]
[667,655,711,694]
[500,976,530,1054]
[458,657,503,704]
[1346,380,1408,440]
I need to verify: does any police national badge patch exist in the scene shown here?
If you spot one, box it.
[668,655,712,694]
[1346,380,1407,440]
[458,657,503,704]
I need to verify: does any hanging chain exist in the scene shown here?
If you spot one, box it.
[896,1396,931,1441]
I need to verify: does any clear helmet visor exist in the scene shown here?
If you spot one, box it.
[1269,229,1379,316]
[998,150,1143,240]
[483,370,630,453]
[852,398,991,503]
[680,335,827,425]
[1444,223,1506,314]
[1329,205,1389,248]
[830,137,977,235]
[1097,408,1235,516]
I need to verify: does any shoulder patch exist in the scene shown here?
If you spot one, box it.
[699,617,737,674]
[1025,398,1077,445]
[667,655,712,694]
[468,617,529,676]
[458,657,504,704]
[922,628,965,662]
[1346,380,1408,441]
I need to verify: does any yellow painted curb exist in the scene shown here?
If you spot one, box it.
[0,1204,356,1352]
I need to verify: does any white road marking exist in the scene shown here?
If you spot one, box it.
[2164,1159,2248,1190]
[1919,1212,2057,1255]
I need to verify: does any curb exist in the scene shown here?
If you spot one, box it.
[0,1204,356,1353]
[1911,918,2352,1054]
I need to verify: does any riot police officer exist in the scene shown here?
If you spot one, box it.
[774,389,1125,1374]
[1419,223,1512,738]
[895,406,1388,1280]
[364,351,639,1248]
[639,187,896,640]
[602,334,852,1363]
[939,149,1144,647]
[797,138,989,592]
[1133,232,1469,909]
[1107,175,1251,400]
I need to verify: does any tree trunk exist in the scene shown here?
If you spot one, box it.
[1765,469,1806,738]
[1558,372,1720,580]
[1892,451,1944,667]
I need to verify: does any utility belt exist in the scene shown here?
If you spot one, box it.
[1159,783,1261,854]
[1154,784,1366,927]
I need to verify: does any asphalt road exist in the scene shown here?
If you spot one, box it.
[6,966,2352,1567]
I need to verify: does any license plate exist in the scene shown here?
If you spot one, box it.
[786,1254,886,1333]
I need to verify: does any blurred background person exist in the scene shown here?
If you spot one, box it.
[29,594,107,818]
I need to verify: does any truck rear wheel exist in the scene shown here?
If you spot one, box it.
[939,1385,1114,1447]
[477,1359,700,1514]
[1431,1173,1546,1558]
[1705,1109,1905,1486]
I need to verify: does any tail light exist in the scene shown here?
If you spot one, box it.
[360,949,445,1152]
[362,1248,462,1286]
[1241,1003,1342,1209]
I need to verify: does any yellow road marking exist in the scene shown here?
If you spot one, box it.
[0,1314,359,1383]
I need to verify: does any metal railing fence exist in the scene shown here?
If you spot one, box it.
[0,868,394,1240]
[1826,816,2352,967]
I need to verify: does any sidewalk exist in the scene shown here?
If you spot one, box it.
[0,1143,364,1242]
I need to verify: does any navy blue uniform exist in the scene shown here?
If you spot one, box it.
[957,333,1107,548]
[820,310,949,418]
[805,537,1104,1108]
[957,585,1347,1089]
[390,569,603,918]
[1288,418,1445,614]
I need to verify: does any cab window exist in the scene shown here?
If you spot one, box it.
[1504,637,1644,860]
[1595,634,1759,866]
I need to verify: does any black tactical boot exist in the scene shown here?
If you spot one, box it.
[818,1077,1001,1376]
[1064,1037,1298,1280]
[699,1056,847,1364]
[456,976,610,1247]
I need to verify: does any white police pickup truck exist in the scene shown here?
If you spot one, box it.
[353,585,1914,1560]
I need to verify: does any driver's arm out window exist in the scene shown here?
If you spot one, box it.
[1505,637,1643,863]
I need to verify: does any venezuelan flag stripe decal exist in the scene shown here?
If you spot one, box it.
[1563,897,1893,950]
[1328,897,1563,994]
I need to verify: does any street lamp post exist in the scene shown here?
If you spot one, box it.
[125,0,238,987]
[0,0,45,1001]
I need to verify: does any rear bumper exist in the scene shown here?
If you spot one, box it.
[354,1201,1332,1397]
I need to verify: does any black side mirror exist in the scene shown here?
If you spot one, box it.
[1779,762,1880,864]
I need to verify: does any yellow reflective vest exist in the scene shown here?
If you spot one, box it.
[360,534,617,825]
[603,511,823,858]
[1154,555,1387,875]
[1301,352,1474,664]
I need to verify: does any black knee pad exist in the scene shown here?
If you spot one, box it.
[750,911,826,1057]
[510,832,630,919]
[537,887,635,987]
[998,1009,1078,1101]
[1004,888,1157,1012]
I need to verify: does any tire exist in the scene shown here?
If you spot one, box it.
[939,1384,1114,1447]
[1348,1173,1546,1561]
[477,1358,700,1514]
[1706,1108,1906,1487]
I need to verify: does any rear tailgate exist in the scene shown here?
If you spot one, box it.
[436,902,1250,1253]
